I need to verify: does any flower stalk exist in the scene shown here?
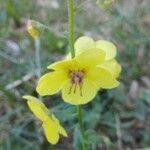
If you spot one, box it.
[67,0,75,58]
[34,38,41,77]
[67,0,86,149]
[77,106,87,150]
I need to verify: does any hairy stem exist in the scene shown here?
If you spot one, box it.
[67,0,75,58]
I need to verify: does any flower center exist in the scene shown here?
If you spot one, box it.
[70,71,84,84]
[68,70,84,96]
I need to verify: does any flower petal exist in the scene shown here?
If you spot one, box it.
[74,49,105,69]
[62,79,98,105]
[88,68,119,89]
[98,59,121,78]
[47,59,77,71]
[23,96,67,144]
[74,36,95,54]
[36,71,67,96]
[59,126,68,137]
[51,115,68,137]
[42,115,67,144]
[96,40,117,60]
[22,95,48,122]
[42,120,59,145]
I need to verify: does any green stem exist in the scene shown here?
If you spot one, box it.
[67,0,86,149]
[34,38,41,77]
[67,0,75,58]
[77,106,86,150]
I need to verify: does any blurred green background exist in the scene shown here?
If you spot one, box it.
[0,0,150,149]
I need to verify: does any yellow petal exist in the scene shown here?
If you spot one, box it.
[96,40,116,60]
[42,120,59,145]
[66,36,96,59]
[22,95,48,122]
[47,59,77,71]
[98,59,121,78]
[36,71,67,96]
[74,49,105,69]
[51,115,68,137]
[88,68,119,89]
[74,36,95,54]
[59,126,68,137]
[42,115,67,144]
[61,79,98,105]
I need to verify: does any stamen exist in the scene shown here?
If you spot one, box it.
[68,84,73,94]
[68,70,84,96]
[79,83,83,96]
[73,83,77,94]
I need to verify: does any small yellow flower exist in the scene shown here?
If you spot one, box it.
[36,36,120,105]
[27,20,39,39]
[22,95,67,145]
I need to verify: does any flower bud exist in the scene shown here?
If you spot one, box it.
[27,19,39,39]
[96,0,115,9]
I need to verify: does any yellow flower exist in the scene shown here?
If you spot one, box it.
[27,20,39,39]
[36,36,120,105]
[22,95,67,145]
